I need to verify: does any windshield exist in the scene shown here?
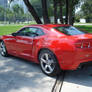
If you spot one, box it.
[54,26,88,35]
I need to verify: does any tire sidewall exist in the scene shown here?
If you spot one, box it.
[0,41,8,57]
[39,49,61,76]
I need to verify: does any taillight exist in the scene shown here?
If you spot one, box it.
[75,42,90,48]
[83,42,90,48]
[75,43,82,48]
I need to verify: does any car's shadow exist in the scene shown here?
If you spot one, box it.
[0,55,92,92]
[0,55,56,92]
[64,66,92,87]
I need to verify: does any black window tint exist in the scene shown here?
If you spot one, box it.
[54,26,88,35]
[17,28,26,36]
[36,28,44,36]
[29,28,37,34]
[25,28,37,37]
[16,27,45,37]
[17,27,37,37]
[28,28,38,37]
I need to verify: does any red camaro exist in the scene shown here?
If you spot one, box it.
[0,24,92,76]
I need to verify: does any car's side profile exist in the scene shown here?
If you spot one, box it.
[0,24,92,76]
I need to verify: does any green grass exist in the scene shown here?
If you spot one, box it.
[75,25,92,33]
[0,24,92,36]
[0,25,24,35]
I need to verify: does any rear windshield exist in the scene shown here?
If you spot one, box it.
[54,26,88,35]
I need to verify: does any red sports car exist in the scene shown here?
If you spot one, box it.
[0,24,92,76]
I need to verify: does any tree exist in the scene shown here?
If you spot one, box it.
[31,0,42,18]
[0,6,4,21]
[53,0,58,23]
[10,0,42,24]
[81,0,92,22]
[41,0,50,24]
[23,0,42,24]
[12,4,25,22]
[66,0,81,25]
[65,0,69,24]
[59,0,63,24]
[9,0,82,25]
[6,8,14,23]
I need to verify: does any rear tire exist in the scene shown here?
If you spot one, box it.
[39,49,61,76]
[0,41,8,57]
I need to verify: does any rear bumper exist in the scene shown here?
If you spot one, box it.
[78,61,92,68]
[58,48,92,70]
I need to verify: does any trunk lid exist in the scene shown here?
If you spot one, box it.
[68,33,92,48]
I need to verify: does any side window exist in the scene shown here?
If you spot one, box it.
[16,28,26,36]
[27,28,37,37]
[36,28,45,36]
[16,27,45,37]
[16,28,37,37]
[25,27,44,37]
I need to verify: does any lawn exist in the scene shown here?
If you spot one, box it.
[75,25,92,33]
[0,25,24,36]
[0,24,92,36]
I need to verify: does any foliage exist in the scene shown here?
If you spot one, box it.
[0,4,33,23]
[1,0,91,24]
[12,4,25,22]
[81,0,92,22]
[0,6,4,21]
[6,8,14,22]
[29,0,42,17]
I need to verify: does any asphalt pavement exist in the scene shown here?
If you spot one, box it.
[0,54,92,92]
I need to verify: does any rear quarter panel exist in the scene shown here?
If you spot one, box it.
[34,28,76,67]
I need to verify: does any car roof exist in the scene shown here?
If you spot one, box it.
[25,24,70,29]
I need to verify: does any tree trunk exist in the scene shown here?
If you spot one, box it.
[69,1,74,25]
[59,0,63,24]
[65,0,69,24]
[41,0,50,24]
[23,0,42,24]
[53,0,58,24]
[69,10,74,25]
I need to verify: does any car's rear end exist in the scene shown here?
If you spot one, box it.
[72,34,92,69]
[53,25,92,70]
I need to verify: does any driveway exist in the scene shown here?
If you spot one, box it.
[0,54,92,92]
[0,55,56,92]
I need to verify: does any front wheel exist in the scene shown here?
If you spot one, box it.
[39,49,61,76]
[0,41,8,57]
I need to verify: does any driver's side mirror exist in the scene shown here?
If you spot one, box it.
[12,33,17,36]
